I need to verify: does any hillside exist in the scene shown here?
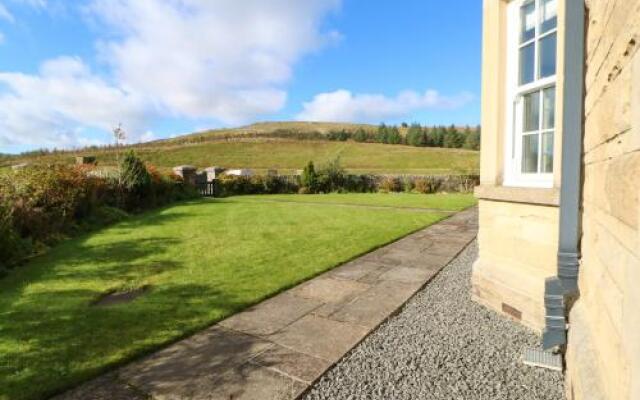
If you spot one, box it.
[0,122,480,175]
[172,121,379,143]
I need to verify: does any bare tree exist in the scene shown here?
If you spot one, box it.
[113,123,127,163]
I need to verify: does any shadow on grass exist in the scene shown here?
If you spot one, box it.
[1,281,250,400]
[0,199,249,400]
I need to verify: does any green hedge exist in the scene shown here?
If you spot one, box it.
[209,169,477,198]
[0,153,197,275]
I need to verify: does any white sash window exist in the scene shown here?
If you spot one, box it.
[505,0,557,187]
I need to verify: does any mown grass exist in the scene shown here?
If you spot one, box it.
[3,140,479,175]
[240,193,476,211]
[0,194,474,400]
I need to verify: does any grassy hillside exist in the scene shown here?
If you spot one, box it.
[1,122,479,175]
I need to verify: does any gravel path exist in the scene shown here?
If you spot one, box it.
[303,241,564,400]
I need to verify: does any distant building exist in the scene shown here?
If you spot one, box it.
[204,166,226,181]
[224,169,254,177]
[172,165,198,185]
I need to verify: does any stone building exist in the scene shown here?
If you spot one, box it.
[474,0,639,399]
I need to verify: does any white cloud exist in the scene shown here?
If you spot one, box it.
[86,0,341,124]
[0,56,150,147]
[139,130,155,143]
[0,0,342,150]
[0,3,14,21]
[296,89,474,123]
[10,0,47,9]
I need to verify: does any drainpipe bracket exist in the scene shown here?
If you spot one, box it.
[557,252,580,294]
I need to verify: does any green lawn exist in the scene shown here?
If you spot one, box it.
[240,193,476,211]
[0,194,475,400]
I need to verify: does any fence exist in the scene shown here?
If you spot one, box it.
[196,181,217,197]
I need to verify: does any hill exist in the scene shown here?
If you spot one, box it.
[0,122,480,175]
[158,121,380,146]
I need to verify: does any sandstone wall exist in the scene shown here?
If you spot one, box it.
[472,0,565,332]
[472,200,559,332]
[565,1,640,399]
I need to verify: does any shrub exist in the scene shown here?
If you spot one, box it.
[0,160,195,272]
[386,127,403,145]
[443,125,465,148]
[327,130,350,141]
[301,161,319,193]
[214,175,298,197]
[7,165,98,241]
[413,176,443,193]
[353,128,371,143]
[342,174,376,193]
[316,158,346,193]
[463,127,481,150]
[414,177,430,194]
[402,176,414,193]
[0,199,30,273]
[120,151,152,210]
[428,127,446,147]
[376,123,389,143]
[406,124,423,147]
[379,176,402,193]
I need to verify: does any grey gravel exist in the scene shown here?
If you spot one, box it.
[303,241,564,400]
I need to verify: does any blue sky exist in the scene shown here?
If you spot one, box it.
[0,0,482,154]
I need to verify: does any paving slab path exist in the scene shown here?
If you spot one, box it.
[55,208,478,400]
[303,242,565,400]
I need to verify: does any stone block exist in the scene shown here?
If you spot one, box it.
[219,293,321,336]
[289,277,369,304]
[377,266,435,284]
[250,344,331,384]
[212,362,308,400]
[268,315,368,362]
[328,260,386,281]
[329,280,422,329]
[172,165,198,185]
[118,327,272,399]
[204,166,225,182]
[584,66,632,152]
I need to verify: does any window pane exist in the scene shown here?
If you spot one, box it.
[542,86,556,129]
[541,0,558,33]
[539,33,557,78]
[541,131,554,173]
[519,43,535,85]
[521,1,536,43]
[523,91,540,132]
[522,134,539,173]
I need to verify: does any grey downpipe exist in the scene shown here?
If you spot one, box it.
[542,0,586,350]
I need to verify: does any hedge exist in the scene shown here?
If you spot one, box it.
[0,154,197,275]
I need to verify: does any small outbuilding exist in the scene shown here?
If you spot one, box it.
[204,166,226,182]
[224,169,254,177]
[172,165,198,185]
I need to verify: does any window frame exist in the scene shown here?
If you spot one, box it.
[504,0,558,188]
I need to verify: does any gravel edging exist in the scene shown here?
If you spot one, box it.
[302,241,565,400]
